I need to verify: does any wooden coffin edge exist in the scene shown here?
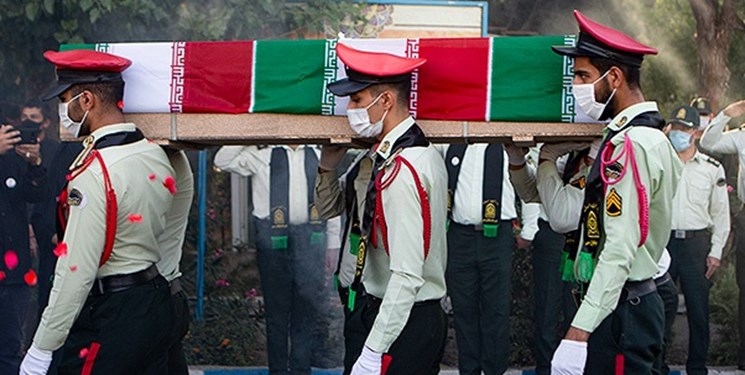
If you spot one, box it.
[62,113,604,147]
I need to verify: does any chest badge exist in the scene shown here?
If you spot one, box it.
[5,177,16,189]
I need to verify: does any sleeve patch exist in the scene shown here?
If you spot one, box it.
[717,178,726,187]
[604,162,624,182]
[606,188,623,217]
[67,188,87,208]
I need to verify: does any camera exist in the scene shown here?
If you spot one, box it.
[16,120,40,145]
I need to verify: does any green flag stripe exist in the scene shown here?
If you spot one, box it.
[489,36,566,122]
[251,39,327,114]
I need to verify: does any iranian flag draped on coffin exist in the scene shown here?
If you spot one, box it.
[61,36,588,123]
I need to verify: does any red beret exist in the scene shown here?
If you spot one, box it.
[327,43,426,97]
[41,50,132,101]
[553,10,657,67]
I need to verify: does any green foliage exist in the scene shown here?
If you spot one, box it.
[709,261,739,365]
[0,0,359,106]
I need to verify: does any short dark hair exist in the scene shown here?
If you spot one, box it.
[589,57,641,89]
[22,99,51,121]
[73,79,125,108]
[369,79,411,109]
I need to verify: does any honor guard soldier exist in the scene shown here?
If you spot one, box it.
[548,11,682,374]
[316,43,448,375]
[698,98,745,370]
[440,143,539,375]
[214,144,329,375]
[21,50,177,374]
[662,105,729,375]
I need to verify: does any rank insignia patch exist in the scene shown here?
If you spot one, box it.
[604,162,624,182]
[606,188,623,217]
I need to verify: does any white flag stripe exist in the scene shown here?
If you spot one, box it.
[106,43,173,113]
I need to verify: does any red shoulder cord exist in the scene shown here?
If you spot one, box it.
[372,156,432,259]
[56,150,118,267]
[600,133,649,246]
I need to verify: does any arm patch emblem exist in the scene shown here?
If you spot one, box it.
[606,188,623,217]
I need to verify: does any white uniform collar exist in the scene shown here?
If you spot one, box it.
[607,101,659,132]
[375,116,416,160]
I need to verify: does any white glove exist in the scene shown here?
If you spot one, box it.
[588,138,603,160]
[20,344,53,375]
[319,145,348,171]
[504,143,528,166]
[551,339,588,375]
[539,142,591,162]
[350,346,382,375]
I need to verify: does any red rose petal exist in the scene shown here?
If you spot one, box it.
[79,347,89,358]
[53,243,68,258]
[69,265,78,272]
[128,214,143,223]
[0,271,5,281]
[148,173,156,181]
[163,176,177,195]
[4,251,18,270]
[24,269,37,286]
[65,174,73,181]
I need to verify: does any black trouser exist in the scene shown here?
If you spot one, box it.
[532,220,578,375]
[655,273,678,375]
[361,296,447,375]
[0,284,30,375]
[446,220,514,375]
[668,232,712,375]
[338,287,369,375]
[58,275,172,375]
[255,219,325,375]
[585,283,664,375]
[736,208,745,368]
[167,286,191,375]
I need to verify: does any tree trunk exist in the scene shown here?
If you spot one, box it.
[689,0,741,111]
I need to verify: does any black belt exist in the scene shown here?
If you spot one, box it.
[620,278,657,302]
[654,272,672,287]
[170,277,183,295]
[670,229,710,240]
[366,294,441,308]
[91,264,159,296]
[450,220,513,232]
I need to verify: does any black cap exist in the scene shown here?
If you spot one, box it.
[667,105,700,128]
[690,97,712,116]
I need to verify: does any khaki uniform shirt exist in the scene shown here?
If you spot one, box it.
[316,117,448,353]
[315,152,372,287]
[700,112,745,204]
[34,123,175,351]
[670,152,729,259]
[156,150,194,282]
[572,102,683,333]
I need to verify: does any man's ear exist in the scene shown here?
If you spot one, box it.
[662,124,671,134]
[608,66,625,90]
[78,90,95,111]
[380,90,394,111]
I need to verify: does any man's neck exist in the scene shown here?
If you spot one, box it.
[377,109,410,141]
[611,89,646,118]
[677,146,697,163]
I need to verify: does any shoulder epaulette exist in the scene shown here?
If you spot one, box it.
[705,157,721,168]
[257,145,268,150]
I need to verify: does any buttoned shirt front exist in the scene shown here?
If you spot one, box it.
[34,123,175,351]
[670,151,729,259]
[439,143,540,240]
[214,145,320,224]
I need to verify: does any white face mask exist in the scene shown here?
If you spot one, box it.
[572,70,616,121]
[346,93,387,138]
[699,116,710,128]
[58,92,89,138]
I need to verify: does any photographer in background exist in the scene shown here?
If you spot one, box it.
[0,102,47,374]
